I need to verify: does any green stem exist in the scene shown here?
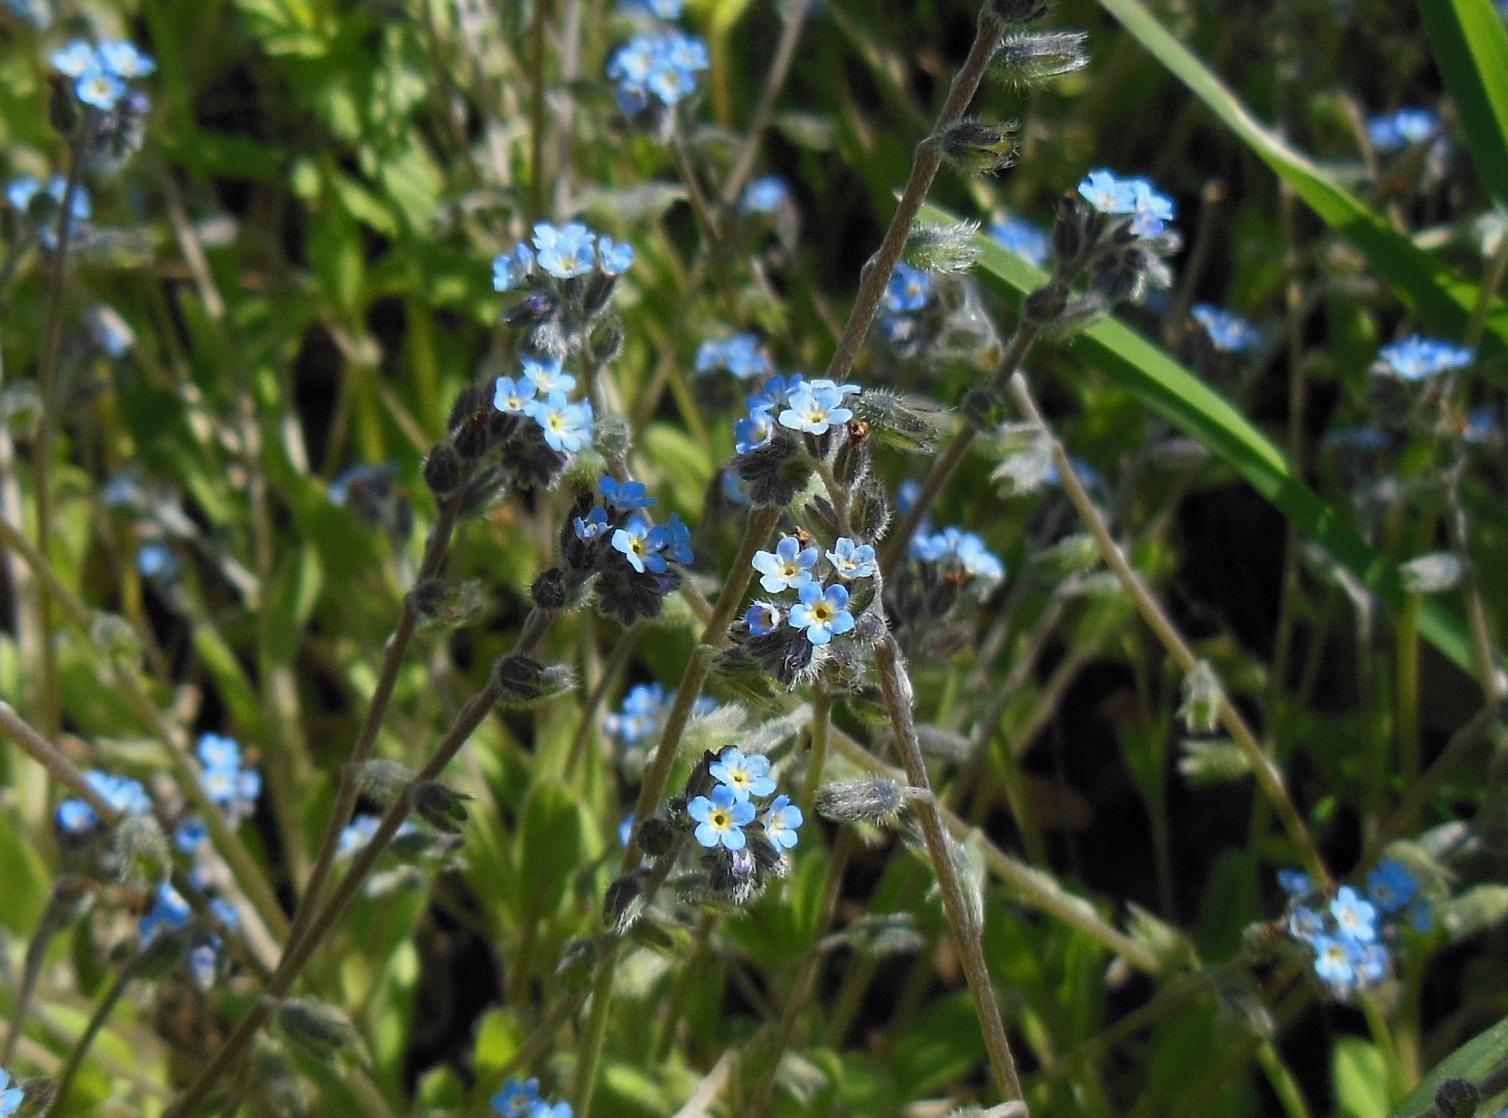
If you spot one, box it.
[874,636,1023,1103]
[1397,592,1422,792]
[46,965,134,1118]
[798,688,832,820]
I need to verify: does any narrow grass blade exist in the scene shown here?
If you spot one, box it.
[1421,0,1508,212]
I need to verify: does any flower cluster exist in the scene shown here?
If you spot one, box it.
[553,476,695,627]
[687,747,801,852]
[1191,304,1262,354]
[493,222,633,293]
[695,334,773,381]
[56,770,152,833]
[1373,335,1474,381]
[1367,108,1437,153]
[51,38,155,112]
[1280,860,1431,995]
[196,733,261,825]
[910,527,1006,585]
[884,522,1006,658]
[492,1076,571,1118]
[607,26,709,117]
[493,356,595,455]
[728,372,861,506]
[1077,168,1176,238]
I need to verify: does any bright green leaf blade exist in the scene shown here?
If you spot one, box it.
[1388,1015,1508,1117]
[1095,0,1508,353]
[1421,0,1508,212]
[1334,1037,1389,1118]
[933,200,1485,679]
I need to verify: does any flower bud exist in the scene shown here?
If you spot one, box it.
[1399,551,1465,594]
[412,780,470,833]
[1023,284,1069,324]
[603,874,642,929]
[903,222,984,274]
[816,778,909,825]
[991,31,1090,86]
[351,758,413,806]
[493,653,545,702]
[531,567,571,610]
[277,997,358,1059]
[1435,1078,1480,1118]
[934,119,1018,177]
[1178,661,1223,736]
[637,815,676,856]
[422,443,465,497]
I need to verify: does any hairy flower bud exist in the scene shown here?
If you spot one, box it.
[903,222,983,274]
[816,778,909,825]
[934,120,1018,177]
[637,815,676,856]
[531,567,572,610]
[423,443,465,497]
[991,30,1090,86]
[1023,284,1069,324]
[493,653,545,702]
[1178,661,1223,735]
[412,780,471,833]
[278,998,358,1059]
[1434,1078,1480,1118]
[351,758,413,806]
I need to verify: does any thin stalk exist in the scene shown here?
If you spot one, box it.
[45,965,134,1117]
[798,687,832,820]
[1397,592,1422,791]
[874,636,1023,1103]
[0,702,123,818]
[3,881,85,1064]
[1376,702,1497,854]
[1005,371,1331,889]
[282,491,465,956]
[818,4,1006,394]
[530,0,548,222]
[651,914,715,1062]
[30,122,91,741]
[1256,1042,1314,1118]
[749,828,855,1113]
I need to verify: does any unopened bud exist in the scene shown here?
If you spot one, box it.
[351,759,413,806]
[1178,661,1223,735]
[423,443,465,496]
[637,816,676,856]
[991,30,1090,86]
[1399,551,1465,594]
[603,874,642,929]
[903,222,983,274]
[816,778,909,825]
[594,412,633,461]
[531,567,571,610]
[412,781,470,833]
[557,937,597,989]
[1024,284,1069,324]
[493,653,545,702]
[934,119,1018,177]
[277,997,358,1059]
[1435,1079,1480,1118]
[960,387,1004,429]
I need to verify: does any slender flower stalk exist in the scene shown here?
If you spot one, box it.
[874,636,1024,1103]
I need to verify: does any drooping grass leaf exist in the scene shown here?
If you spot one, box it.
[930,199,1486,679]
[1388,1014,1508,1118]
[1420,0,1508,212]
[1095,0,1508,354]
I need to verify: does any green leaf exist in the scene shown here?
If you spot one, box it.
[1333,1037,1389,1118]
[1421,0,1508,212]
[516,780,585,922]
[1094,0,1508,355]
[261,548,323,666]
[1389,1015,1508,1118]
[940,200,1491,681]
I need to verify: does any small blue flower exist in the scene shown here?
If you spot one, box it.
[741,176,789,214]
[826,537,877,579]
[1376,335,1474,380]
[688,784,756,851]
[884,263,930,313]
[338,815,381,857]
[1330,885,1377,943]
[912,527,1005,584]
[0,1067,26,1117]
[492,1077,542,1118]
[1078,169,1174,237]
[1191,304,1262,353]
[493,375,539,415]
[778,382,854,436]
[50,39,97,77]
[746,373,806,415]
[532,222,597,279]
[619,812,635,847]
[608,29,709,111]
[1287,905,1324,942]
[1277,869,1312,897]
[175,817,207,852]
[696,334,773,380]
[1368,108,1437,153]
[574,506,611,541]
[139,882,192,942]
[599,476,655,510]
[1078,168,1136,212]
[990,213,1050,267]
[197,733,241,771]
[752,536,819,594]
[137,542,178,581]
[526,390,594,453]
[661,513,693,565]
[734,411,775,455]
[762,794,802,850]
[606,682,665,744]
[522,356,576,395]
[1366,859,1418,914]
[1311,934,1359,988]
[597,236,634,275]
[75,67,125,110]
[98,40,156,78]
[745,601,782,636]
[710,746,776,802]
[493,243,536,292]
[612,514,668,574]
[189,941,219,990]
[789,581,855,646]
